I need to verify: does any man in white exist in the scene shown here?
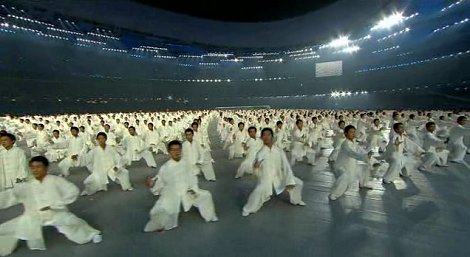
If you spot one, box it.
[366,118,386,154]
[81,132,133,196]
[0,133,29,191]
[273,121,290,151]
[144,140,218,232]
[228,122,247,160]
[58,127,87,177]
[182,128,216,181]
[291,120,316,166]
[30,124,50,157]
[44,130,68,162]
[242,128,305,217]
[383,123,425,184]
[236,126,264,178]
[447,116,470,164]
[418,122,449,171]
[328,121,346,162]
[0,156,102,256]
[103,124,117,146]
[143,123,167,155]
[121,126,157,168]
[191,122,214,164]
[21,122,37,148]
[329,125,373,201]
[308,117,322,151]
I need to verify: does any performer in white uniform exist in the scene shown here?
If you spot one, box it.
[329,125,373,201]
[81,132,133,196]
[0,156,102,256]
[144,140,218,232]
[242,128,305,217]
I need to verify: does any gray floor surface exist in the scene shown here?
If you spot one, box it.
[1,121,470,257]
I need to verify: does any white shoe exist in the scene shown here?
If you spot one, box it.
[450,160,465,164]
[242,211,250,217]
[126,187,134,191]
[382,179,392,184]
[418,166,427,172]
[328,194,337,201]
[211,217,219,222]
[297,201,306,206]
[92,234,102,244]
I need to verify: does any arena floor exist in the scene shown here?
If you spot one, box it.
[2,121,470,257]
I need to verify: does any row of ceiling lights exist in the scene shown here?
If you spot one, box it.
[357,49,470,73]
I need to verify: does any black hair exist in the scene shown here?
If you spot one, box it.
[261,127,273,136]
[393,122,403,130]
[185,128,194,134]
[29,156,49,167]
[425,122,435,129]
[248,126,257,132]
[167,140,182,150]
[344,125,356,134]
[0,132,16,141]
[96,132,107,139]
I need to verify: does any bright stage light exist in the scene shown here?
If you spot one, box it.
[340,45,360,53]
[371,12,404,31]
[340,92,347,97]
[328,36,350,48]
[331,91,340,97]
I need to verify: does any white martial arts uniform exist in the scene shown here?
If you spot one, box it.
[228,129,247,159]
[44,136,68,162]
[121,134,157,168]
[242,145,305,216]
[291,127,316,165]
[236,137,263,178]
[0,146,29,191]
[182,140,216,181]
[383,134,425,183]
[419,131,449,170]
[447,124,470,163]
[0,175,101,256]
[58,135,87,176]
[81,145,132,195]
[329,139,371,200]
[143,128,166,154]
[274,127,290,151]
[30,130,50,157]
[144,159,218,232]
